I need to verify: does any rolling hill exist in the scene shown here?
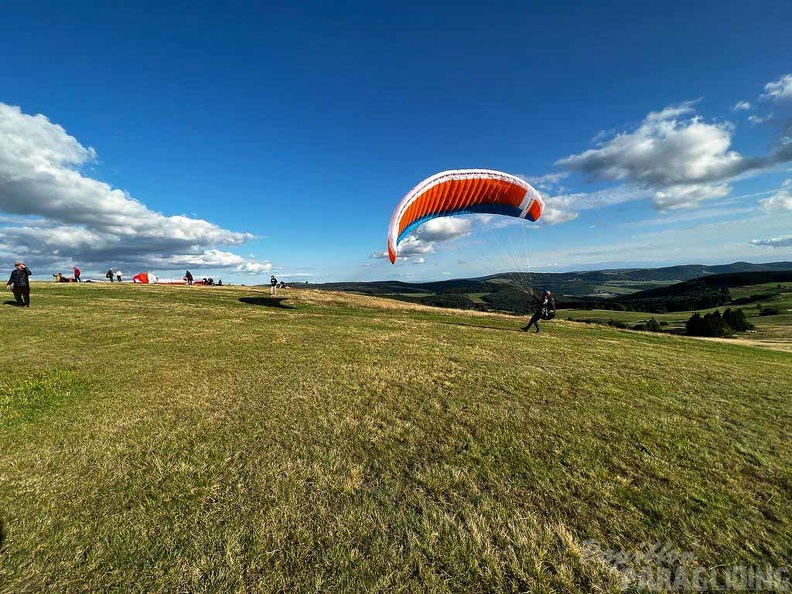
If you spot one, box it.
[302,261,792,298]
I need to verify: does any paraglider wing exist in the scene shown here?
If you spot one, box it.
[387,169,544,263]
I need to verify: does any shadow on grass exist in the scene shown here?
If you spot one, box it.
[439,321,523,333]
[239,296,296,309]
[3,300,21,307]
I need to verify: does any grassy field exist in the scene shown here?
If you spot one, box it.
[557,284,792,352]
[1,283,790,592]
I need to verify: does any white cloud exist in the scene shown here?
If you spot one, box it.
[761,74,792,103]
[556,102,753,189]
[732,101,752,111]
[412,217,473,242]
[759,179,792,211]
[653,183,730,210]
[630,205,756,228]
[552,101,792,210]
[748,114,772,125]
[751,236,792,248]
[540,203,580,225]
[389,236,435,258]
[527,214,792,269]
[276,271,313,278]
[540,185,653,223]
[523,172,569,191]
[373,216,474,264]
[0,102,265,274]
[235,260,274,274]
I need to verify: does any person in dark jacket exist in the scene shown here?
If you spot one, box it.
[7,262,32,307]
[521,290,552,333]
[270,275,278,296]
[185,270,193,285]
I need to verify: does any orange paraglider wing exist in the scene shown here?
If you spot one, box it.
[387,169,544,263]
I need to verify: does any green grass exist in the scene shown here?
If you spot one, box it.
[559,287,792,349]
[1,283,790,592]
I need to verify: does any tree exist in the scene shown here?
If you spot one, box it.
[686,312,705,336]
[686,310,734,337]
[722,308,754,331]
[645,317,662,332]
[705,310,733,337]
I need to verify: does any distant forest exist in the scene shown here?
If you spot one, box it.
[371,271,792,316]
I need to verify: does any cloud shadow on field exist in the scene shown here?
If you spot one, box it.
[239,297,296,309]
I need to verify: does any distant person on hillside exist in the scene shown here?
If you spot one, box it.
[521,290,553,333]
[106,268,114,282]
[73,266,81,282]
[270,275,278,296]
[7,262,32,308]
[217,279,222,286]
[185,270,193,285]
[116,270,123,282]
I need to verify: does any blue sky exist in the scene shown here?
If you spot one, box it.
[1,0,791,283]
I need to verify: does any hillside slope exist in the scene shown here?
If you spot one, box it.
[1,284,790,592]
[303,261,792,297]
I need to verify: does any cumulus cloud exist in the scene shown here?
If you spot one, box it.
[761,74,792,103]
[552,97,792,210]
[750,236,792,248]
[540,203,580,225]
[390,236,436,257]
[0,102,268,274]
[372,217,473,263]
[759,179,792,211]
[411,217,473,242]
[236,260,274,274]
[556,103,756,189]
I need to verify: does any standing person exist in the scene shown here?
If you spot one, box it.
[521,290,552,333]
[116,270,123,282]
[106,268,114,282]
[6,262,32,308]
[270,275,278,296]
[73,266,82,282]
[185,270,193,285]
